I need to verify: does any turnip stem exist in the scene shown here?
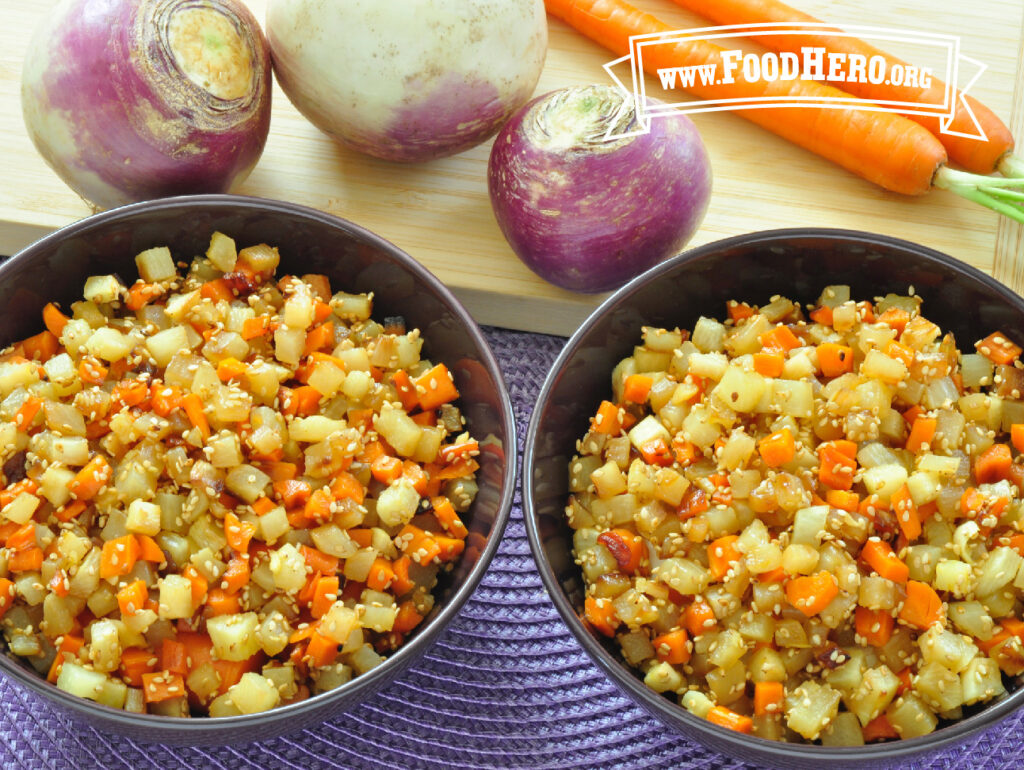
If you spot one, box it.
[933,166,1024,224]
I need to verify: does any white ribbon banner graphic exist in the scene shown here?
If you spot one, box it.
[602,23,988,142]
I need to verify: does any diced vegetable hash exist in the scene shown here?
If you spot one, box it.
[0,233,480,717]
[568,286,1024,744]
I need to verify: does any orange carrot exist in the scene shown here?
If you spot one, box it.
[808,304,833,326]
[759,324,801,353]
[753,680,785,716]
[975,443,1013,484]
[142,671,186,703]
[977,332,1022,365]
[161,639,189,676]
[366,557,396,592]
[596,529,645,574]
[885,340,916,370]
[205,587,241,617]
[707,534,742,581]
[224,512,257,554]
[622,373,653,403]
[905,416,937,452]
[116,580,148,618]
[99,535,140,580]
[727,301,754,321]
[1012,424,1024,454]
[683,598,717,637]
[181,393,210,440]
[414,363,460,411]
[651,628,691,665]
[758,427,795,467]
[877,307,911,336]
[136,535,165,563]
[816,343,854,378]
[855,606,895,647]
[584,595,619,637]
[826,489,859,512]
[818,442,857,490]
[241,316,271,340]
[785,571,839,616]
[546,0,959,195]
[310,575,340,618]
[891,484,921,542]
[200,278,235,303]
[119,647,157,687]
[300,544,340,575]
[861,539,909,583]
[393,600,425,634]
[69,455,112,501]
[899,580,944,629]
[862,713,900,742]
[666,0,1015,174]
[752,351,785,378]
[13,395,43,431]
[706,705,753,734]
[591,400,625,435]
[21,331,59,363]
[42,303,70,337]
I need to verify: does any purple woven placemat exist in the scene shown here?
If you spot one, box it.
[0,327,1021,769]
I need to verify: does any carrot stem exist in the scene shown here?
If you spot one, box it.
[999,154,1024,178]
[933,167,1024,223]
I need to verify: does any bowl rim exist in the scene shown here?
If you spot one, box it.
[523,226,1024,763]
[0,193,518,738]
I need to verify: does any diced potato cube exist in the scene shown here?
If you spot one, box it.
[224,464,271,503]
[308,360,346,398]
[269,543,307,593]
[256,611,292,657]
[83,275,123,305]
[934,559,973,598]
[228,673,281,714]
[374,403,422,457]
[88,618,122,673]
[653,557,709,596]
[376,479,420,529]
[786,680,840,740]
[627,415,671,453]
[258,505,290,545]
[135,246,176,282]
[2,492,40,524]
[331,292,372,322]
[918,625,979,674]
[125,499,162,536]
[960,656,1006,705]
[207,612,262,661]
[146,326,191,368]
[157,574,194,619]
[84,327,132,362]
[886,694,937,739]
[862,349,909,384]
[712,366,767,412]
[206,231,237,272]
[289,416,345,444]
[644,660,684,693]
[274,326,306,366]
[849,665,900,726]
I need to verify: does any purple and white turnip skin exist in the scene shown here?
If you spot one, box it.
[488,85,713,294]
[266,0,548,163]
[21,0,272,211]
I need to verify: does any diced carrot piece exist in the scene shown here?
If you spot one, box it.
[215,357,247,383]
[877,307,911,335]
[329,470,366,504]
[13,395,42,431]
[8,547,43,573]
[862,714,900,742]
[753,680,785,716]
[975,443,1013,484]
[119,647,157,687]
[707,535,742,581]
[304,629,339,668]
[99,535,140,579]
[282,385,322,417]
[905,416,937,452]
[727,301,754,321]
[861,539,909,583]
[366,558,395,592]
[391,556,416,597]
[221,555,250,594]
[898,580,945,630]
[42,302,70,337]
[891,484,921,542]
[136,535,165,563]
[855,606,895,647]
[706,706,753,734]
[111,379,150,411]
[431,496,468,539]
[591,400,625,435]
[597,529,645,574]
[300,544,340,575]
[205,588,241,617]
[584,595,619,637]
[21,330,59,363]
[434,534,465,562]
[683,599,717,637]
[181,393,210,440]
[181,565,209,607]
[241,316,271,340]
[303,322,335,356]
[818,442,857,490]
[77,356,108,386]
[224,511,257,554]
[785,571,839,616]
[414,363,459,411]
[274,478,311,509]
[390,370,420,412]
[393,600,424,634]
[397,524,442,566]
[200,278,235,303]
[808,305,833,326]
[310,575,339,619]
[370,454,403,484]
[116,580,149,618]
[142,671,186,703]
[0,578,15,619]
[885,340,916,369]
[652,628,691,665]
[1012,424,1024,454]
[622,374,653,403]
[826,489,860,512]
[758,427,795,468]
[816,343,854,378]
[977,331,1023,365]
[759,324,801,353]
[752,351,785,378]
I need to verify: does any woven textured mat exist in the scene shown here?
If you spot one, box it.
[0,327,1021,769]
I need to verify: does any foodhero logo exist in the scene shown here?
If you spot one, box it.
[664,49,933,91]
[603,23,988,141]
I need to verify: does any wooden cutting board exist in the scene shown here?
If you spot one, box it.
[0,0,1021,335]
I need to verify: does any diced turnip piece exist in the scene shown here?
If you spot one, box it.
[269,543,307,593]
[83,274,123,305]
[206,231,237,272]
[228,672,281,714]
[135,246,176,282]
[376,479,420,529]
[157,574,194,619]
[786,680,840,740]
[207,612,262,661]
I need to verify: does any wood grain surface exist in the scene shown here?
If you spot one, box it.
[0,0,1021,335]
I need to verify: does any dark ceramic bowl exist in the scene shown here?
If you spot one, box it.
[524,228,1024,769]
[0,194,516,745]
